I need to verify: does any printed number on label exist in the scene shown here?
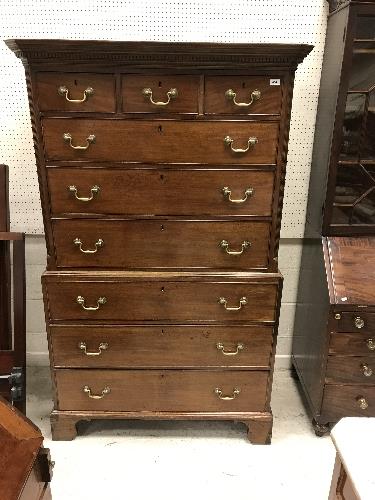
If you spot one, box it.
[270,79,280,86]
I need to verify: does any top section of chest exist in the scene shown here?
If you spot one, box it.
[6,40,312,118]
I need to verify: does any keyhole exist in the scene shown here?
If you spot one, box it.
[158,81,162,87]
[160,174,164,180]
[74,80,78,86]
[242,81,246,88]
[158,125,163,133]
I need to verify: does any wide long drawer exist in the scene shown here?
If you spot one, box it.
[326,356,375,385]
[43,273,281,322]
[322,385,375,420]
[50,325,274,368]
[329,332,375,356]
[42,119,279,164]
[47,167,275,216]
[52,220,271,270]
[55,369,269,412]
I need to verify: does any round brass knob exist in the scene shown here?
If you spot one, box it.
[361,364,373,377]
[354,316,365,329]
[357,397,369,410]
[366,338,375,351]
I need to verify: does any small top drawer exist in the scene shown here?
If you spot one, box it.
[122,75,199,113]
[335,312,375,334]
[36,73,116,112]
[205,76,282,115]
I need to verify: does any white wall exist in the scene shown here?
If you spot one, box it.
[0,0,329,367]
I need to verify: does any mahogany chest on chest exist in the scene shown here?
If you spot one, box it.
[7,39,311,442]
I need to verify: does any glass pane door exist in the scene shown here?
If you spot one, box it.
[331,14,375,228]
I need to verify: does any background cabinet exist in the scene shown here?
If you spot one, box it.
[307,0,375,236]
[293,0,375,434]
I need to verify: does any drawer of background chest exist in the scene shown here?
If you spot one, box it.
[35,73,116,112]
[54,369,269,412]
[326,356,375,385]
[47,168,275,217]
[335,311,375,334]
[50,325,274,369]
[329,332,375,356]
[322,385,375,420]
[42,119,279,164]
[122,74,199,113]
[43,274,280,323]
[205,76,282,115]
[52,219,271,270]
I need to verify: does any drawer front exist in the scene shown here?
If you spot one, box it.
[50,325,274,368]
[329,332,375,356]
[42,119,279,164]
[122,75,199,113]
[322,385,375,420]
[326,356,375,385]
[336,312,375,334]
[36,73,116,112]
[47,168,275,216]
[44,279,279,322]
[55,369,269,412]
[52,220,271,270]
[205,76,282,115]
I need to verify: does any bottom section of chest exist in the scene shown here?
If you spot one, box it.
[43,270,282,442]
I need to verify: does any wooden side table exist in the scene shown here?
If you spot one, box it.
[329,418,375,499]
[0,396,53,500]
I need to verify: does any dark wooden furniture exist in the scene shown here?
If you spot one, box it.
[0,396,52,500]
[293,237,375,435]
[293,0,375,435]
[307,0,375,236]
[6,39,311,442]
[0,165,26,412]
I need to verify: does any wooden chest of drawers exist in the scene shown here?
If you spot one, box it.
[293,237,375,435]
[7,39,311,443]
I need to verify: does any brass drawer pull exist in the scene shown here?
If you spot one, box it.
[361,364,373,377]
[225,89,262,108]
[73,237,104,254]
[214,387,240,400]
[354,316,365,329]
[68,185,100,202]
[225,88,261,107]
[83,385,110,399]
[366,338,375,351]
[63,132,96,150]
[220,239,251,256]
[224,135,258,154]
[76,295,107,311]
[142,87,178,106]
[357,396,369,410]
[78,341,108,356]
[222,186,254,204]
[58,85,94,103]
[216,342,244,356]
[218,296,248,311]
